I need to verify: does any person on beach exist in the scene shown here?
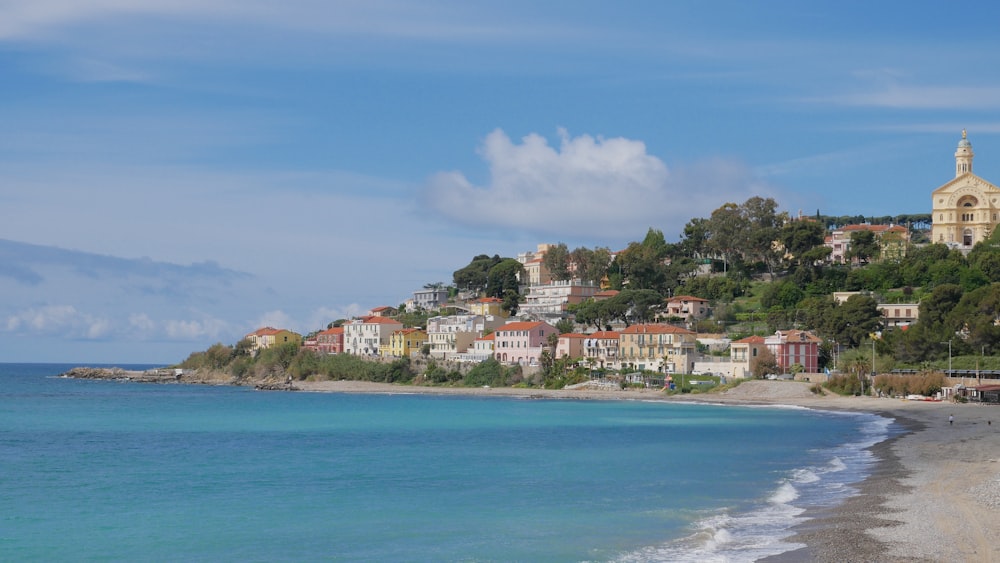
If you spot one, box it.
[949,414,954,425]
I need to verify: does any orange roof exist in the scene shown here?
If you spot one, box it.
[593,290,619,298]
[733,335,766,344]
[250,327,281,336]
[621,324,694,335]
[774,329,822,343]
[475,297,503,303]
[558,333,588,339]
[477,333,496,341]
[363,316,404,325]
[588,331,620,339]
[318,327,343,336]
[394,327,425,335]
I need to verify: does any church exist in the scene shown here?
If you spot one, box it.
[931,130,1000,248]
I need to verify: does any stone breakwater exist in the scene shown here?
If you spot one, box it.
[60,366,297,390]
[61,367,181,383]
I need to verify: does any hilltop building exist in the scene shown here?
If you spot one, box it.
[244,327,302,354]
[931,130,1000,248]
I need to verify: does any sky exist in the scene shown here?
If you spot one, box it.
[4,1,1000,363]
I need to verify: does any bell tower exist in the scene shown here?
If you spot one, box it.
[956,129,974,177]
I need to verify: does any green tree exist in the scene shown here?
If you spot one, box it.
[780,220,827,268]
[453,254,503,294]
[555,318,576,334]
[846,230,879,264]
[543,242,572,281]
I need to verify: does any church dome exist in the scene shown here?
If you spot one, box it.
[958,129,972,149]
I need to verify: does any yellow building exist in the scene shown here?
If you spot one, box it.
[386,328,428,358]
[618,324,697,373]
[931,130,1000,249]
[244,327,302,354]
[466,297,509,318]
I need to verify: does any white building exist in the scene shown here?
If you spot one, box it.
[343,316,404,356]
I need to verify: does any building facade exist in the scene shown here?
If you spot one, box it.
[493,320,558,365]
[244,327,302,354]
[618,324,697,373]
[343,316,404,356]
[931,130,1000,249]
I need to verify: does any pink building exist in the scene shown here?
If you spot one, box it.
[765,330,821,373]
[555,333,587,359]
[305,326,344,354]
[664,295,710,321]
[493,321,558,365]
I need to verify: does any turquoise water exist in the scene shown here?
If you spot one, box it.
[1,364,895,561]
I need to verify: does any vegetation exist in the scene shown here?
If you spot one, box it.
[177,195,1000,394]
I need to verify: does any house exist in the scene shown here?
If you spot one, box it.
[592,289,619,301]
[304,326,343,354]
[426,314,505,360]
[467,297,508,318]
[765,330,821,373]
[343,316,404,356]
[555,333,587,359]
[582,330,620,369]
[387,328,428,358]
[244,327,302,354]
[517,244,554,286]
[730,335,767,379]
[454,333,496,363]
[493,320,558,365]
[664,295,710,321]
[618,324,697,373]
[877,304,919,328]
[825,224,910,264]
[368,306,398,317]
[519,279,600,319]
[412,287,450,310]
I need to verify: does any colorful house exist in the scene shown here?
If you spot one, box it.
[730,335,767,379]
[305,326,344,354]
[493,320,558,365]
[467,297,508,318]
[618,324,697,373]
[343,316,404,356]
[387,328,428,358]
[765,330,821,373]
[664,295,710,321]
[244,327,302,354]
[582,330,620,369]
[555,333,587,359]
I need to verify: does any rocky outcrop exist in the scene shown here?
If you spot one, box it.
[61,367,178,382]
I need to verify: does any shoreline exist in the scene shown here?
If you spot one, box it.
[62,370,1000,561]
[294,379,1000,562]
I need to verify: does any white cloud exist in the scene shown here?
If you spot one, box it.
[163,316,230,340]
[307,305,366,330]
[4,304,111,339]
[129,313,156,333]
[424,128,774,240]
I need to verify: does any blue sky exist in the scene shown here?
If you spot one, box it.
[4,1,1000,363]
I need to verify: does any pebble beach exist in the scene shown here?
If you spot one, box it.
[297,379,1000,562]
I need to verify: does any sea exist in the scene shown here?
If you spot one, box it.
[0,363,898,562]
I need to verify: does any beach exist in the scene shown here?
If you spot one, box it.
[297,379,1000,562]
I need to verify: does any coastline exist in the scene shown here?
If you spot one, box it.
[293,379,1000,562]
[62,369,1000,561]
